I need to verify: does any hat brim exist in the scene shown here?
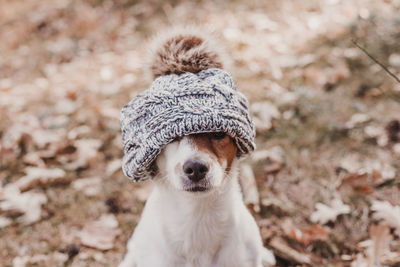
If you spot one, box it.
[122,109,255,181]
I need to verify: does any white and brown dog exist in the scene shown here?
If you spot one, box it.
[119,28,275,267]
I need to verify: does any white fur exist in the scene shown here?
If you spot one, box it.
[119,137,275,267]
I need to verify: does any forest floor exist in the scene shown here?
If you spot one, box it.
[1,0,400,266]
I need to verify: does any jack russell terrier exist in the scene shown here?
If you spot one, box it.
[119,27,275,267]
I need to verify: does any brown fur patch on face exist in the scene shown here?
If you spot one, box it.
[148,161,159,176]
[187,133,237,172]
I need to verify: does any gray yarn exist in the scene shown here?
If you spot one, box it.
[120,68,256,181]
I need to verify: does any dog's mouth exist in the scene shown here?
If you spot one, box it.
[182,176,211,193]
[184,186,209,192]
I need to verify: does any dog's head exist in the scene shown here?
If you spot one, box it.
[153,132,238,194]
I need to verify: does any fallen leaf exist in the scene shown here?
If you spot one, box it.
[393,143,400,155]
[371,200,400,235]
[352,224,397,267]
[364,124,388,147]
[338,172,372,194]
[76,250,106,264]
[78,214,120,250]
[239,163,260,213]
[261,196,296,214]
[338,155,359,174]
[350,252,369,267]
[310,198,350,224]
[22,152,46,167]
[345,113,370,129]
[370,224,392,263]
[72,177,102,197]
[326,61,351,85]
[106,159,121,176]
[67,125,91,140]
[270,236,311,264]
[54,99,77,115]
[66,139,102,170]
[12,252,68,267]
[251,146,285,164]
[0,216,12,228]
[13,167,68,192]
[251,101,280,132]
[0,186,47,225]
[282,219,330,245]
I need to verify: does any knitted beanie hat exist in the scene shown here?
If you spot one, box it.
[120,28,256,181]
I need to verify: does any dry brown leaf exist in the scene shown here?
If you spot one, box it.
[282,219,330,245]
[338,155,395,185]
[326,60,351,84]
[0,186,47,225]
[270,236,311,264]
[352,224,397,267]
[239,163,260,212]
[67,125,91,140]
[75,250,106,264]
[338,172,372,194]
[78,214,120,251]
[22,152,46,167]
[371,200,400,235]
[350,253,369,267]
[251,101,280,132]
[370,224,391,263]
[72,177,102,197]
[65,139,102,170]
[261,196,296,214]
[251,146,285,164]
[310,198,350,224]
[345,113,370,129]
[0,216,12,228]
[12,252,68,267]
[394,143,400,155]
[106,159,122,176]
[364,124,388,147]
[13,167,68,192]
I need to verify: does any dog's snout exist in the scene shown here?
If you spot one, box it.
[183,160,209,182]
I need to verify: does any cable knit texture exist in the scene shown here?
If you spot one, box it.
[120,68,255,181]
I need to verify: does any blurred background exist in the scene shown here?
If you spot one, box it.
[0,0,400,266]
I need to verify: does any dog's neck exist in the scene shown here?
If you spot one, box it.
[150,167,243,258]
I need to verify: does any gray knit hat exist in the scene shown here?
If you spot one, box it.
[120,30,256,181]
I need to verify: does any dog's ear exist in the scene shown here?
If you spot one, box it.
[148,26,228,78]
[148,161,159,177]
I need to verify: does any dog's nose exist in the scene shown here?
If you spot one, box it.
[183,160,209,182]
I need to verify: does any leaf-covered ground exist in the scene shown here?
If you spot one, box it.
[1,0,400,266]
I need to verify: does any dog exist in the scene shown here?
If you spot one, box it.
[119,27,275,267]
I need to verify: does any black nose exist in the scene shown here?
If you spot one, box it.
[183,160,209,182]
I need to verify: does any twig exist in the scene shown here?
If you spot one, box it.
[352,39,400,84]
[270,237,312,265]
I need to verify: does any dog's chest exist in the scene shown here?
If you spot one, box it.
[162,204,231,264]
[169,210,227,249]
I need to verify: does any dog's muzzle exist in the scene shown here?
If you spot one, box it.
[182,160,210,192]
